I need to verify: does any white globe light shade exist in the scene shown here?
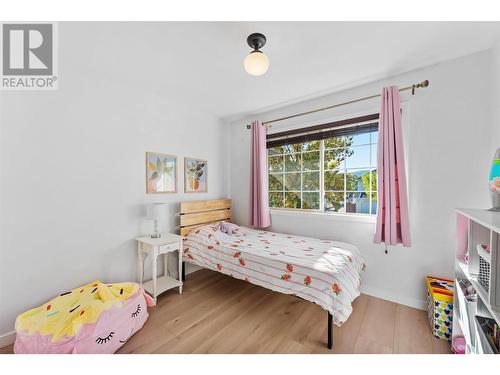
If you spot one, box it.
[244,51,269,76]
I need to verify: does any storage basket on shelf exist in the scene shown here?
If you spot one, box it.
[426,276,454,341]
[477,244,491,293]
[475,316,500,354]
[455,278,477,347]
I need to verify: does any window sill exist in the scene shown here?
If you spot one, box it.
[269,208,377,224]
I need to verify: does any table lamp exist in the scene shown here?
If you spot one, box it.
[147,203,167,238]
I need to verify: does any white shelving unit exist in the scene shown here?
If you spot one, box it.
[454,208,500,354]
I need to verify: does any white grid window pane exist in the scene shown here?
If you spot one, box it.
[267,127,378,215]
[346,145,371,169]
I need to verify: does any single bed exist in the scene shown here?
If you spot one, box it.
[180,199,365,350]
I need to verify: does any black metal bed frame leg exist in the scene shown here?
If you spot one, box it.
[181,261,186,281]
[327,312,333,350]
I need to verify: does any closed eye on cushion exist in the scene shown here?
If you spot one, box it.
[131,304,141,318]
[95,332,114,344]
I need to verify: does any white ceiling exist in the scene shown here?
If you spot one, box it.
[66,22,500,120]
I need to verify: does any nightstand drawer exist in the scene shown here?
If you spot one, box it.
[159,243,179,254]
[139,241,179,254]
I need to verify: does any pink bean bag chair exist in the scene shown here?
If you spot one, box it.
[14,280,155,354]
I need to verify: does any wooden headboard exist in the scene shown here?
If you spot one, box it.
[180,198,232,236]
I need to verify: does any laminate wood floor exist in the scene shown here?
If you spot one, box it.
[0,269,451,354]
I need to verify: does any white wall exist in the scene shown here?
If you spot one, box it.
[0,24,228,337]
[491,42,500,155]
[229,50,494,309]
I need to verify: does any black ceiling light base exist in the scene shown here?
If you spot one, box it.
[247,33,266,51]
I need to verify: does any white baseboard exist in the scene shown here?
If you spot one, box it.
[360,285,427,311]
[185,265,426,310]
[186,265,425,310]
[0,331,15,348]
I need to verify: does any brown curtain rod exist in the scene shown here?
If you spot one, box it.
[246,80,429,129]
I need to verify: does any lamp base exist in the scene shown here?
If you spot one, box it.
[149,233,161,238]
[490,191,500,212]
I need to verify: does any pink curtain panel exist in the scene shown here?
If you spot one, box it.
[249,121,271,228]
[374,86,411,246]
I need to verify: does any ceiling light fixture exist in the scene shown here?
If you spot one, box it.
[244,33,269,76]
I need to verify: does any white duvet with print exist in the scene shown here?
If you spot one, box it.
[183,223,366,326]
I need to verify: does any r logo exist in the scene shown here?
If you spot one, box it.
[2,24,53,75]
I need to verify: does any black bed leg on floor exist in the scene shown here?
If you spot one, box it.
[182,262,186,281]
[327,312,333,350]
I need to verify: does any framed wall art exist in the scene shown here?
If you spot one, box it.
[146,152,177,194]
[184,157,207,193]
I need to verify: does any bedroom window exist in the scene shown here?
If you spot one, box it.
[267,115,378,215]
[268,141,321,209]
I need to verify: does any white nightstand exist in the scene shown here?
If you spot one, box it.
[136,233,184,303]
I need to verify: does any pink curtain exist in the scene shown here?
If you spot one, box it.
[249,121,271,228]
[374,87,411,246]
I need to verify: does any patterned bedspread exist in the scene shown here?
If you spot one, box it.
[183,223,366,326]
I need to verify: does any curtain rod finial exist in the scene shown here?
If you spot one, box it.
[419,80,429,88]
[411,80,429,95]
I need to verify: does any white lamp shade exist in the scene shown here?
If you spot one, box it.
[244,51,269,76]
[146,203,167,221]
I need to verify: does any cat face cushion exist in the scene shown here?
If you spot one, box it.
[14,281,155,354]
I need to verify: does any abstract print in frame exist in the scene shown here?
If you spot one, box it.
[146,152,177,194]
[184,157,207,193]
